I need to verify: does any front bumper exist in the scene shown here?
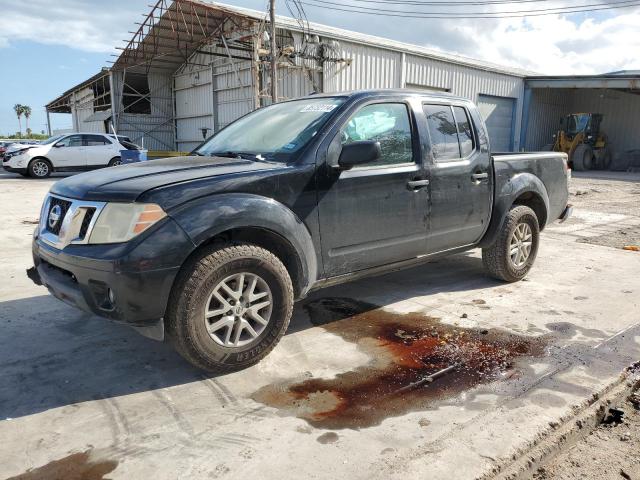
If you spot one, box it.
[3,163,27,175]
[29,216,195,338]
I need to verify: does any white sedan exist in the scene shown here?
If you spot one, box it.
[2,133,131,178]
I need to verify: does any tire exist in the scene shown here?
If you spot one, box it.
[600,147,612,170]
[28,158,52,178]
[572,144,593,171]
[482,205,540,283]
[108,157,122,167]
[165,243,294,373]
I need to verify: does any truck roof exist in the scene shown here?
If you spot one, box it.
[306,88,470,103]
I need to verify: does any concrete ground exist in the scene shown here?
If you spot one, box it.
[0,170,639,480]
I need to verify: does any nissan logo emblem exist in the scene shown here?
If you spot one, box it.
[48,204,62,229]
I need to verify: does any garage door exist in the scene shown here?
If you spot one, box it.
[477,94,515,152]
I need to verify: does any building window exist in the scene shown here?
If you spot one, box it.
[123,73,151,114]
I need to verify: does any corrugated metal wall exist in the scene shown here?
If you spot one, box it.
[405,54,524,150]
[525,88,640,153]
[524,89,569,150]
[321,41,524,150]
[72,87,105,133]
[175,67,214,152]
[111,70,175,151]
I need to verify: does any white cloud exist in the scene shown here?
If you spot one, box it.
[426,10,640,74]
[0,0,139,53]
[298,2,640,74]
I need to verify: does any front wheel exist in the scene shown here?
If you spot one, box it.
[108,157,122,167]
[165,243,294,373]
[28,158,52,178]
[482,205,540,282]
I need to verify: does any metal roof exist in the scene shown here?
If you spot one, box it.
[45,69,110,112]
[525,73,640,90]
[110,0,533,77]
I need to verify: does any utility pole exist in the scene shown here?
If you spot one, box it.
[269,0,277,104]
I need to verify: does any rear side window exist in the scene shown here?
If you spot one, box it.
[341,102,414,167]
[453,106,474,157]
[83,134,110,146]
[423,104,460,161]
[424,104,476,161]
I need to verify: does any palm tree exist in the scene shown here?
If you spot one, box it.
[13,104,23,136]
[22,105,32,136]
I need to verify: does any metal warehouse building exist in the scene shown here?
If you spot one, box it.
[46,0,640,164]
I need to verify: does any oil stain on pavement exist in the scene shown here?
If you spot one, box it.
[252,298,546,430]
[6,450,118,480]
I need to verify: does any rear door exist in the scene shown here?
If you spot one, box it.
[317,99,430,277]
[83,134,116,167]
[422,102,492,252]
[48,134,85,169]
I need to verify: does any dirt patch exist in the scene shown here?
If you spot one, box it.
[252,298,546,430]
[533,383,640,480]
[577,226,640,250]
[6,450,118,480]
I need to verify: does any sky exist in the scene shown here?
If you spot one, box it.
[1,0,639,136]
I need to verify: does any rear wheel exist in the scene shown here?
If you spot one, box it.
[482,205,540,282]
[572,144,593,171]
[28,158,52,178]
[165,243,294,373]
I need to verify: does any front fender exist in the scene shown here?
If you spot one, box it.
[169,193,318,295]
[479,172,549,248]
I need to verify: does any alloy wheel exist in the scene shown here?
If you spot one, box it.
[204,272,273,347]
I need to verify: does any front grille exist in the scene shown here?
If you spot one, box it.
[45,197,72,235]
[78,208,96,239]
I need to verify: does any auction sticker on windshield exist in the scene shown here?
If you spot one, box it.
[300,104,338,113]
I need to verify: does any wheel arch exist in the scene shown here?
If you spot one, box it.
[168,193,318,299]
[479,172,549,248]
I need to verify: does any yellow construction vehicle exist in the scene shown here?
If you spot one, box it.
[544,113,611,171]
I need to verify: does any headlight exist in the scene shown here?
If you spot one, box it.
[7,149,29,158]
[88,203,166,244]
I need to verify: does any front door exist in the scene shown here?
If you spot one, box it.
[317,101,430,277]
[49,134,86,169]
[422,102,493,252]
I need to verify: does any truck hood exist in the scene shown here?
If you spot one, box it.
[50,156,283,202]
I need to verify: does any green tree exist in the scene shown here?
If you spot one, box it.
[22,105,32,134]
[13,104,24,136]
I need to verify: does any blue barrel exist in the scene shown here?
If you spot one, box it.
[120,149,148,164]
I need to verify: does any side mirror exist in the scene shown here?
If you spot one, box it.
[337,141,381,169]
[53,143,64,148]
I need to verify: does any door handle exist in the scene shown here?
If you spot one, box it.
[471,172,489,181]
[407,179,430,190]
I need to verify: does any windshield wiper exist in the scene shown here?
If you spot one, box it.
[210,151,265,161]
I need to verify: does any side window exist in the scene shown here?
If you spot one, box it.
[341,103,414,167]
[84,134,109,146]
[423,104,460,161]
[57,135,83,147]
[453,106,475,157]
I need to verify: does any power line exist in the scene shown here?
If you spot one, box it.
[298,0,640,17]
[341,0,589,5]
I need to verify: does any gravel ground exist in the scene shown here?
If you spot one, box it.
[533,380,640,480]
[534,171,640,480]
[568,172,640,249]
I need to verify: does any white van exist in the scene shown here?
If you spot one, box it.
[2,133,130,178]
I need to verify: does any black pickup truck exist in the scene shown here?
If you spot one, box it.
[28,90,571,372]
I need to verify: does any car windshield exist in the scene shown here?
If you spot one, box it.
[195,97,345,161]
[40,134,65,145]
